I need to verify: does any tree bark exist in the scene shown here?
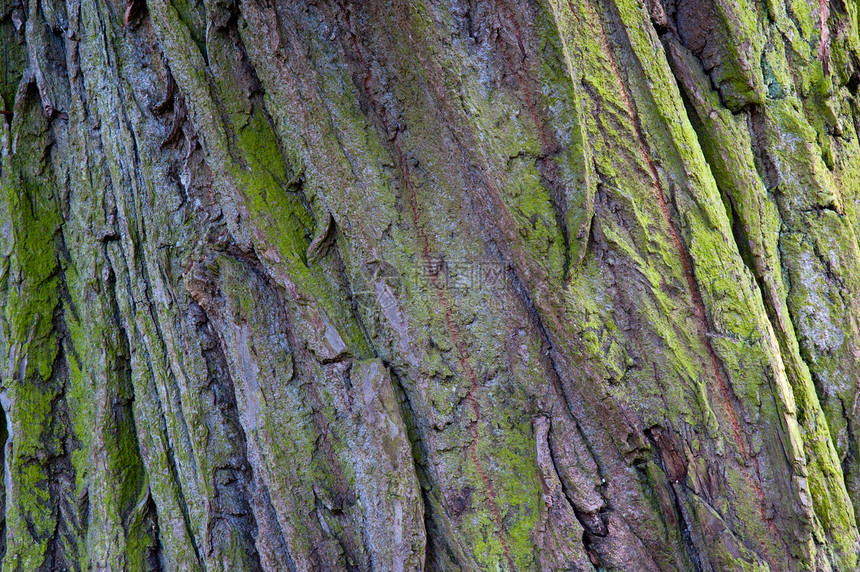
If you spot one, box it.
[2,0,860,569]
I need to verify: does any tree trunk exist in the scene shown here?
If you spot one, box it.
[2,0,860,569]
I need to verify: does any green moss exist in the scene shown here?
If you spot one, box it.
[0,21,26,111]
[668,15,860,564]
[0,89,74,567]
[127,0,860,568]
[464,416,543,570]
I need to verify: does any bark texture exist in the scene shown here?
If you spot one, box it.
[2,0,860,569]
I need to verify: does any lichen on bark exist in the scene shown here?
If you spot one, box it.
[2,0,860,570]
